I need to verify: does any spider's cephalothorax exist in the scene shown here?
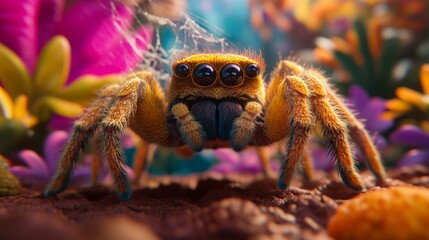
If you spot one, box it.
[165,53,267,151]
[45,53,386,200]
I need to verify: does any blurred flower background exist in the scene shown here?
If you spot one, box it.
[0,0,428,192]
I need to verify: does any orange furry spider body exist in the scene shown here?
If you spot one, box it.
[46,53,386,200]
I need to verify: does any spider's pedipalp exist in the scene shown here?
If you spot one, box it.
[171,102,206,151]
[278,76,313,190]
[45,85,119,196]
[231,101,263,151]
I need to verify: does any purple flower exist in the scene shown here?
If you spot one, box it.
[9,130,135,190]
[347,85,393,133]
[311,144,334,171]
[10,131,91,190]
[390,125,429,166]
[211,148,279,174]
[0,0,152,78]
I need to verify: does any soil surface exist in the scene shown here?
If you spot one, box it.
[0,165,428,240]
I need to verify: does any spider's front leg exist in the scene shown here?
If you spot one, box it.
[44,85,119,197]
[275,75,314,189]
[262,61,367,191]
[325,86,386,181]
[46,72,172,200]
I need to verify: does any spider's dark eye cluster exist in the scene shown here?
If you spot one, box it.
[220,64,243,86]
[245,63,260,78]
[176,61,260,87]
[174,63,190,78]
[192,63,216,87]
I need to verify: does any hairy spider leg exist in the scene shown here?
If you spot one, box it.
[306,77,365,191]
[96,78,146,200]
[301,144,314,180]
[287,64,365,190]
[132,140,151,184]
[91,139,102,185]
[256,147,273,177]
[325,86,386,182]
[47,72,174,200]
[277,75,313,190]
[262,60,368,191]
[44,85,119,197]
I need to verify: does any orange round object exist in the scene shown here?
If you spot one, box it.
[328,186,429,240]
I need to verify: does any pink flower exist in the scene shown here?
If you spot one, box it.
[211,148,279,174]
[0,0,152,79]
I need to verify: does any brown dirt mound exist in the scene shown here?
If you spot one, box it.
[0,165,428,240]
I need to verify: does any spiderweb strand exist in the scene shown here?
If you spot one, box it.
[98,0,230,85]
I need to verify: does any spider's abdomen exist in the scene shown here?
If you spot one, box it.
[190,100,243,140]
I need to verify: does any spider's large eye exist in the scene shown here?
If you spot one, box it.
[192,63,216,87]
[174,63,190,78]
[245,64,260,78]
[220,64,243,87]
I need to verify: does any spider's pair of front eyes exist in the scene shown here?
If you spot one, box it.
[174,63,260,87]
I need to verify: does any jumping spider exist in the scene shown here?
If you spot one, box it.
[46,53,386,200]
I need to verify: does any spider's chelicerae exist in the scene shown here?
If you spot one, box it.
[45,53,386,200]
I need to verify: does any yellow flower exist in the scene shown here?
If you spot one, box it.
[0,35,121,153]
[382,64,429,130]
[293,0,360,32]
[0,35,120,124]
[0,87,37,128]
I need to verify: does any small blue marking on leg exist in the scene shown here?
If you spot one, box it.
[44,188,59,197]
[277,168,287,190]
[117,182,133,201]
[44,172,73,197]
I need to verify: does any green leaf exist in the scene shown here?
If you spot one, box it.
[59,74,121,105]
[378,37,401,98]
[333,50,366,87]
[0,119,27,154]
[34,36,71,94]
[0,44,32,99]
[353,19,374,91]
[33,96,83,121]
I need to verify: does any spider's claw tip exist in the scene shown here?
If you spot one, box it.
[277,180,288,191]
[43,188,59,197]
[44,180,69,197]
[340,175,366,192]
[277,175,288,190]
[117,190,132,201]
[231,144,246,152]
